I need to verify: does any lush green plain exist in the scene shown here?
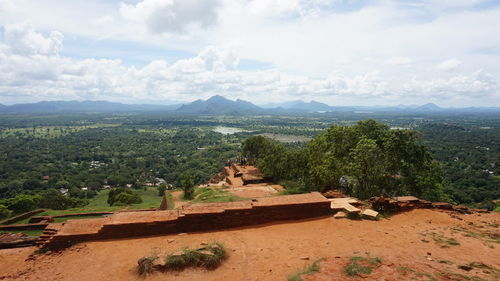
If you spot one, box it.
[0,112,498,219]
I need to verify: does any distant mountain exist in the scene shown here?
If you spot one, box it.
[176,95,264,114]
[265,100,332,112]
[415,103,441,111]
[0,100,181,114]
[1,99,498,115]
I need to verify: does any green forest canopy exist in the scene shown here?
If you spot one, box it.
[244,119,447,201]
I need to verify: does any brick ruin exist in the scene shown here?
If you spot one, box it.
[369,196,489,214]
[36,192,331,250]
[210,163,272,187]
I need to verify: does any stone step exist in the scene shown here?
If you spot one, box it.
[330,202,361,213]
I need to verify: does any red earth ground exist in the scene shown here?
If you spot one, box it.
[0,209,498,281]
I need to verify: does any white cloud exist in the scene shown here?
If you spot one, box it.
[435,58,462,71]
[119,0,221,34]
[386,57,412,65]
[0,0,15,13]
[0,1,499,106]
[4,24,63,56]
[0,28,497,106]
[91,15,114,26]
[247,0,301,17]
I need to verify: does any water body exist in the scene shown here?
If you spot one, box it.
[212,126,247,135]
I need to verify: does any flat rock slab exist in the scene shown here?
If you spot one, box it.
[394,196,420,202]
[333,211,346,218]
[330,202,361,213]
[329,197,359,204]
[361,209,379,218]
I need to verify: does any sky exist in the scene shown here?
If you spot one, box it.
[0,0,499,107]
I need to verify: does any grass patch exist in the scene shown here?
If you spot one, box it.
[163,242,228,270]
[452,226,500,244]
[447,272,488,281]
[429,233,460,248]
[137,254,159,276]
[190,187,245,204]
[164,191,175,210]
[37,187,162,216]
[288,258,325,281]
[344,255,382,277]
[396,266,415,275]
[458,262,500,279]
[53,215,105,223]
[137,242,228,276]
[346,212,362,220]
[0,229,44,236]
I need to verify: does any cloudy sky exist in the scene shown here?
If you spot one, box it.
[0,0,499,107]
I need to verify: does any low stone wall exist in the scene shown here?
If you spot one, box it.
[0,223,48,231]
[1,209,46,225]
[43,192,331,250]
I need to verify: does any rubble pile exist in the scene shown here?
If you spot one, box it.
[369,196,489,214]
[0,232,37,249]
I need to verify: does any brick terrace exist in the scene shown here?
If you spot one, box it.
[37,192,330,250]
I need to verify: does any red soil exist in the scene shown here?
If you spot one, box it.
[226,184,281,198]
[0,209,498,281]
[171,190,189,209]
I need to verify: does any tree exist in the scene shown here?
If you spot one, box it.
[348,138,384,199]
[39,189,87,210]
[55,180,70,189]
[246,119,444,201]
[0,204,11,220]
[157,184,167,197]
[179,171,196,200]
[242,135,274,162]
[2,194,41,214]
[107,187,142,206]
[22,179,42,191]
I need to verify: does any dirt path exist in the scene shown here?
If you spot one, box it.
[0,209,498,281]
[170,191,189,209]
[226,184,279,198]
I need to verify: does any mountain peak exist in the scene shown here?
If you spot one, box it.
[206,95,229,102]
[177,95,262,115]
[417,103,441,110]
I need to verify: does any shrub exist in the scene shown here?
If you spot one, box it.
[344,256,382,277]
[288,258,325,281]
[0,204,11,220]
[107,187,142,206]
[179,172,195,200]
[164,242,227,270]
[137,255,158,276]
[39,189,88,210]
[2,194,41,214]
[279,180,308,195]
[157,184,167,196]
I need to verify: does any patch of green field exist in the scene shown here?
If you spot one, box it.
[0,123,119,139]
[191,187,246,203]
[38,187,162,216]
[11,217,36,225]
[0,229,44,236]
[53,215,106,223]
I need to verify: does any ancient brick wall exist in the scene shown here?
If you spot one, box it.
[43,192,331,250]
[1,209,46,225]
